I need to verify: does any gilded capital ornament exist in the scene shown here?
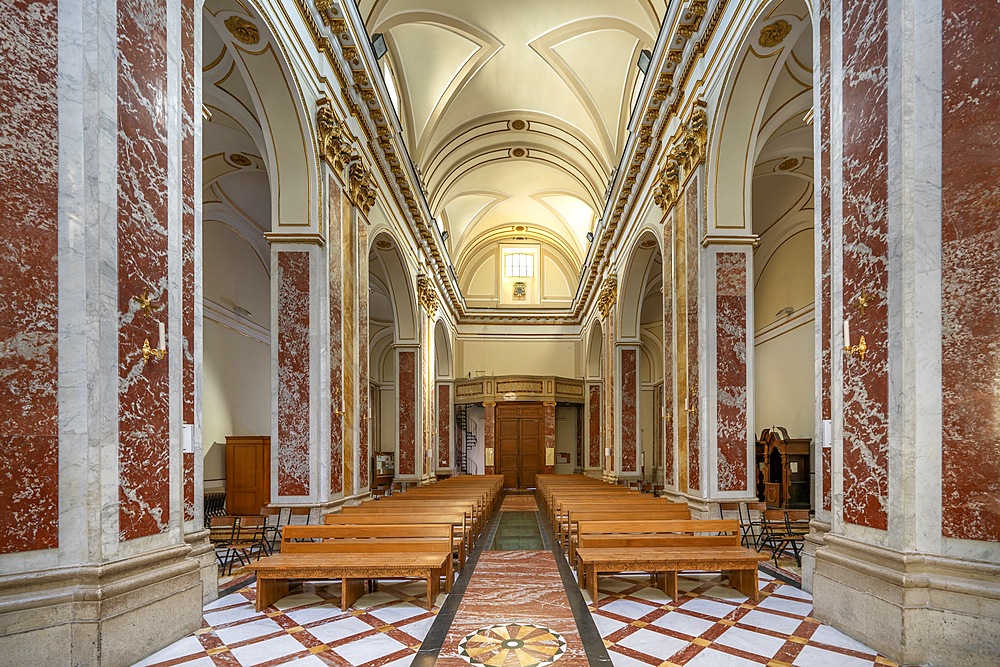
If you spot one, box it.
[597,276,618,320]
[317,103,356,172]
[348,162,377,214]
[653,160,680,213]
[224,16,260,45]
[416,274,439,314]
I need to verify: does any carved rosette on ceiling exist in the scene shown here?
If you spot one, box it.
[224,15,260,45]
[348,161,377,214]
[597,276,618,320]
[758,19,792,48]
[416,274,439,315]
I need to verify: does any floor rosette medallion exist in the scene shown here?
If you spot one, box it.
[458,622,566,666]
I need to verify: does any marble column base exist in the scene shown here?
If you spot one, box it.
[0,545,203,667]
[185,529,219,605]
[812,534,1000,666]
[799,519,830,594]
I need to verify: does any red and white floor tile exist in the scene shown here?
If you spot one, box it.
[133,580,442,667]
[585,570,899,667]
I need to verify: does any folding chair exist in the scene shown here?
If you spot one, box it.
[208,516,238,572]
[743,502,767,550]
[759,509,806,567]
[225,515,269,574]
[717,502,753,548]
[259,507,282,554]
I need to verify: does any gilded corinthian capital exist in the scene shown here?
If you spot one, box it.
[597,276,618,319]
[348,162,377,214]
[317,103,357,172]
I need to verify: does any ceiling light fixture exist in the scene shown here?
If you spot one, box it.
[371,33,387,60]
[637,49,652,74]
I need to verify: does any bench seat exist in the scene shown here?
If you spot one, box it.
[250,551,450,612]
[575,546,768,603]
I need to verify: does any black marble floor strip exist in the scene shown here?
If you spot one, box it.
[411,500,505,666]
[537,508,614,665]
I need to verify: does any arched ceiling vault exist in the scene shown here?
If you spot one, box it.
[358,0,669,286]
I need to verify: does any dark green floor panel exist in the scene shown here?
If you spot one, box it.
[490,511,544,550]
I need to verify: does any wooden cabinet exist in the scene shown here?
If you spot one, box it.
[225,436,271,516]
[756,428,810,509]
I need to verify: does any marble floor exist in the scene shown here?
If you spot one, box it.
[136,505,902,667]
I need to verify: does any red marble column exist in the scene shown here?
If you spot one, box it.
[117,0,171,540]
[329,178,344,495]
[686,180,701,491]
[543,401,556,474]
[818,0,833,513]
[0,0,59,554]
[587,384,601,469]
[715,251,748,492]
[357,219,370,490]
[483,401,496,475]
[181,0,196,522]
[438,384,451,469]
[662,222,675,486]
[575,405,583,472]
[397,349,417,476]
[620,348,639,474]
[940,0,1000,543]
[277,251,311,497]
[842,0,889,530]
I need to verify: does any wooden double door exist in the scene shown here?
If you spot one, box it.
[496,403,544,490]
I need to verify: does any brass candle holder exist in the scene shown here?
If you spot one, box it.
[141,338,167,363]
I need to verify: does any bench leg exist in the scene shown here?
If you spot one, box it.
[425,571,439,611]
[586,564,598,604]
[655,571,679,601]
[256,577,289,612]
[726,569,759,601]
[341,578,366,611]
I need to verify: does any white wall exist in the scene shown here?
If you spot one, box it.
[457,338,580,377]
[555,406,578,473]
[754,320,815,438]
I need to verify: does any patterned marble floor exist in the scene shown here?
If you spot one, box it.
[586,570,900,667]
[133,579,442,667]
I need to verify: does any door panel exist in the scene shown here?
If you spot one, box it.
[496,403,545,489]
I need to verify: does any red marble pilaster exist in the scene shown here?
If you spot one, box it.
[620,348,638,473]
[277,251,311,496]
[117,0,170,540]
[686,180,701,491]
[357,220,370,490]
[940,0,1000,543]
[438,384,451,468]
[716,252,748,492]
[841,0,889,530]
[181,0,196,523]
[587,384,601,468]
[819,0,833,512]
[483,401,496,475]
[663,220,675,485]
[397,350,417,475]
[575,405,583,471]
[0,0,59,553]
[329,178,344,494]
[543,401,556,474]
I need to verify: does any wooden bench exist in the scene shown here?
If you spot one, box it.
[574,519,768,602]
[564,506,691,562]
[324,511,469,569]
[249,524,452,612]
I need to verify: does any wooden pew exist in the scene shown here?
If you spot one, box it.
[325,510,469,569]
[564,505,691,562]
[250,524,452,612]
[574,519,768,602]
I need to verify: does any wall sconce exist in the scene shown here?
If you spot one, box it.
[843,318,868,360]
[141,322,167,364]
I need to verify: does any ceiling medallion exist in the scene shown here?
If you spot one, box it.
[777,157,799,171]
[229,154,252,167]
[458,623,566,667]
[510,119,527,131]
[758,19,792,48]
[514,225,527,233]
[510,148,527,158]
[224,16,260,45]
[375,239,393,251]
[640,238,657,249]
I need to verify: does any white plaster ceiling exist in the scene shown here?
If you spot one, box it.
[359,0,668,281]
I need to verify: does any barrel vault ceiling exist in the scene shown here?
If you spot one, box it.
[357,0,669,294]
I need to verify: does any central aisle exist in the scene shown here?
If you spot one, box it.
[432,551,587,666]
